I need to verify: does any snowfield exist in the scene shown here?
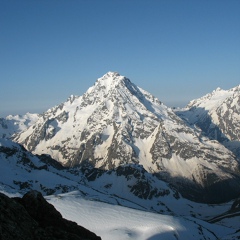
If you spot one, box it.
[46,191,233,240]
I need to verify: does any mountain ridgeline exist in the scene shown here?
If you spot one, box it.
[3,72,240,203]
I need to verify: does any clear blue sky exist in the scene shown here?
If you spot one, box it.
[0,0,239,117]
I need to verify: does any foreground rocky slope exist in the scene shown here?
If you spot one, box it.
[0,190,101,240]
[13,72,240,202]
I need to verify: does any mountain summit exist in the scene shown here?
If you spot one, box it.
[15,72,169,168]
[101,71,120,79]
[14,72,240,202]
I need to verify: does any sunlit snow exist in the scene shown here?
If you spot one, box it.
[46,191,232,240]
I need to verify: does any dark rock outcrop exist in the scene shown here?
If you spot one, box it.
[0,191,101,240]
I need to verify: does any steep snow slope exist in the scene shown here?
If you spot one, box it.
[176,85,240,157]
[0,113,39,139]
[14,72,240,202]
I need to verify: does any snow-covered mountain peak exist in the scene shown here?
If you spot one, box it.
[186,87,232,111]
[184,84,240,113]
[0,113,39,139]
[214,87,222,92]
[13,74,240,203]
[102,71,121,79]
[83,71,161,114]
[232,84,240,92]
[84,72,127,96]
[95,71,128,89]
[96,71,124,85]
[176,84,240,158]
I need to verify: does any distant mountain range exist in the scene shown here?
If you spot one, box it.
[0,71,238,203]
[0,113,39,139]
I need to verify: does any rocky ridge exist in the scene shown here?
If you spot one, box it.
[0,190,101,240]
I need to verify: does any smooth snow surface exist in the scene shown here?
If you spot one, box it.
[46,191,232,240]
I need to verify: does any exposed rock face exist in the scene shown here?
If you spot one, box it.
[0,191,101,240]
[84,164,173,201]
